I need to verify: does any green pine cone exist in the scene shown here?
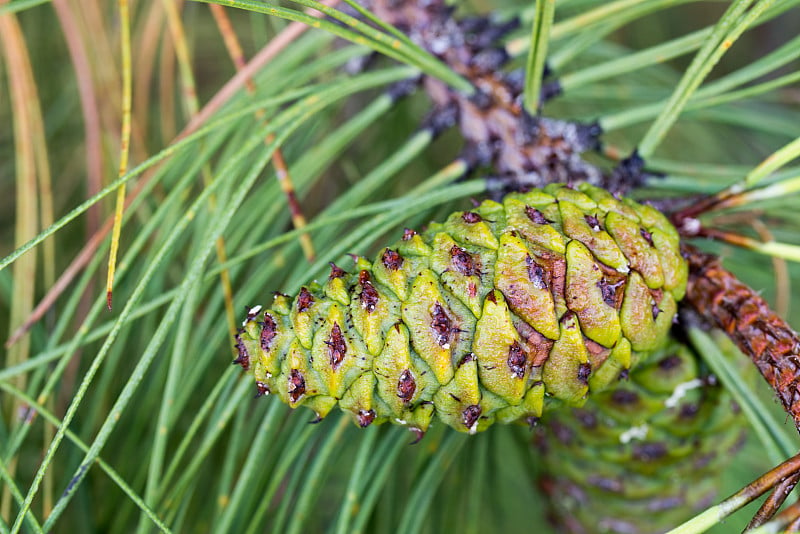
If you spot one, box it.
[535,339,748,534]
[234,183,687,437]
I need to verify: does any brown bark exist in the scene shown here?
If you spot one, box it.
[683,244,800,431]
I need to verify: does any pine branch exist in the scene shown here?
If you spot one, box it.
[683,244,800,432]
[365,0,619,193]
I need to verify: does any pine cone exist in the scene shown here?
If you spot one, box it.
[235,184,687,437]
[535,339,748,534]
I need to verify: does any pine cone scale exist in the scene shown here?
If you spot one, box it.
[237,185,686,434]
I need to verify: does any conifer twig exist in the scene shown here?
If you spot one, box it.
[669,452,800,534]
[745,469,800,530]
[682,244,800,432]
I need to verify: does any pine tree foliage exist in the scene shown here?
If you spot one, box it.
[0,1,799,533]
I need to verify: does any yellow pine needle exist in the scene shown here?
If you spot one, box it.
[106,0,133,311]
[746,136,800,187]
